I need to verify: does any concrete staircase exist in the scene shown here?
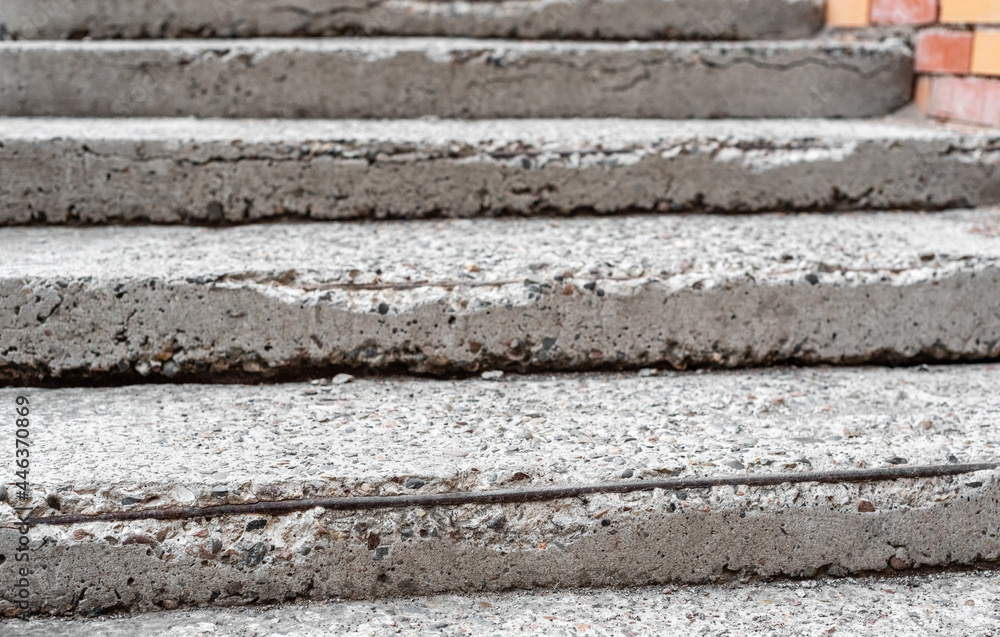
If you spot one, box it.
[2,0,1000,631]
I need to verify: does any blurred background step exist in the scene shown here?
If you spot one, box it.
[2,116,998,225]
[10,571,1000,633]
[0,39,913,119]
[2,208,1000,382]
[0,0,825,41]
[2,365,999,614]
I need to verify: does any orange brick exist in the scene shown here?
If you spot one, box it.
[916,28,974,73]
[925,75,1000,125]
[971,29,1000,75]
[872,0,938,24]
[827,0,872,27]
[940,0,1000,23]
[915,75,935,113]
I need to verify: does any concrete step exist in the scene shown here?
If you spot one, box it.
[2,365,999,615]
[3,116,999,225]
[3,208,1000,382]
[0,38,913,119]
[9,571,1000,633]
[1,0,825,41]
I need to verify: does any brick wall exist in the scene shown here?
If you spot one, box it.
[828,0,1000,126]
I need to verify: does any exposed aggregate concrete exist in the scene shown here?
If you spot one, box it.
[3,209,1000,381]
[0,39,913,119]
[10,571,1000,636]
[2,117,998,224]
[4,365,1000,516]
[0,0,825,41]
[1,366,1000,615]
[0,0,986,627]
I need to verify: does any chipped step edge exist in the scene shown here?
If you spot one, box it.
[2,117,999,224]
[0,0,825,41]
[2,365,1000,615]
[8,570,1000,635]
[3,209,1000,381]
[0,39,914,119]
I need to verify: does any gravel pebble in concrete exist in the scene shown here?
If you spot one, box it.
[2,117,998,224]
[0,39,913,119]
[0,0,825,41]
[9,571,1000,636]
[1,366,999,614]
[2,209,1000,380]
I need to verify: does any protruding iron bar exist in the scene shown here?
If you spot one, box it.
[23,463,998,527]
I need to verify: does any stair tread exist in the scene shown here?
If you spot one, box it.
[0,38,913,119]
[4,209,999,285]
[12,571,1000,635]
[5,365,999,510]
[2,0,824,41]
[3,208,1000,379]
[1,113,993,143]
[3,115,998,223]
[2,366,999,614]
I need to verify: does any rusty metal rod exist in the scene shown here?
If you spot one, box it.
[23,463,998,527]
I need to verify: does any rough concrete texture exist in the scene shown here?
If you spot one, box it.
[9,571,1000,635]
[1,365,1000,615]
[0,0,825,41]
[3,209,1000,380]
[2,117,999,224]
[0,39,913,119]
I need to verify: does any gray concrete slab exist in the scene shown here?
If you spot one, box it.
[8,571,1000,635]
[0,0,825,41]
[0,39,913,119]
[3,209,1000,381]
[2,117,999,224]
[1,365,1000,615]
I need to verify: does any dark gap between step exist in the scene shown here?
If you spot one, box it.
[5,354,1000,389]
[3,202,980,229]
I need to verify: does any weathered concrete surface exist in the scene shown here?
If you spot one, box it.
[10,571,1000,635]
[2,117,999,224]
[0,39,913,119]
[4,364,1000,517]
[1,365,999,615]
[0,0,825,41]
[3,209,1000,381]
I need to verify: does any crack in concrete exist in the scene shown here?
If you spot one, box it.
[20,464,998,527]
[697,53,910,80]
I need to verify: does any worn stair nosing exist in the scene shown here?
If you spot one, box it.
[0,38,914,119]
[2,117,999,224]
